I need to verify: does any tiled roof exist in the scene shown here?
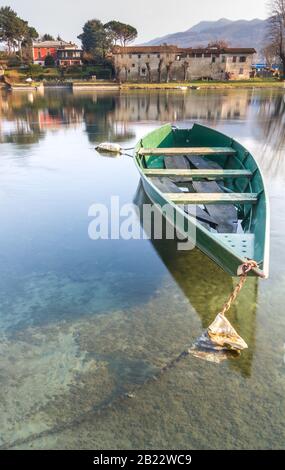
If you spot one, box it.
[113,45,180,53]
[113,46,256,54]
[183,47,256,54]
[33,40,77,48]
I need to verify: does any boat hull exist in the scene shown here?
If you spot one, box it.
[134,123,270,278]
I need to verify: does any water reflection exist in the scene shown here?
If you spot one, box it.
[134,182,258,378]
[255,94,285,178]
[1,89,285,170]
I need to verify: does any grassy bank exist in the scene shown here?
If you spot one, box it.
[121,79,285,90]
[3,65,113,83]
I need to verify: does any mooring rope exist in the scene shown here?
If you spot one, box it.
[220,260,260,317]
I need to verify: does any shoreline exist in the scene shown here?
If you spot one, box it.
[5,80,285,92]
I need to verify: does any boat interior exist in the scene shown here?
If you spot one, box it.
[136,124,267,266]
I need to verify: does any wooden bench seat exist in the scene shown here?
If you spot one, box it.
[165,193,258,205]
[139,147,236,156]
[144,169,252,179]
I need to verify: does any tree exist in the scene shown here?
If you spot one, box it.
[44,54,55,67]
[166,61,173,83]
[78,19,112,59]
[208,40,230,49]
[28,27,39,40]
[0,6,38,57]
[42,33,54,41]
[268,0,285,76]
[145,61,151,82]
[104,21,137,47]
[182,60,189,81]
[157,58,164,83]
[0,6,21,53]
[262,42,280,67]
[21,26,39,62]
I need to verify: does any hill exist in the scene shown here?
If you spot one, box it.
[143,18,267,53]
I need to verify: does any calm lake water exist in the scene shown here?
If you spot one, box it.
[0,87,285,449]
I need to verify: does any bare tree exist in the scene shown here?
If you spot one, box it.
[123,65,128,82]
[262,43,279,67]
[115,66,121,82]
[268,0,285,76]
[182,60,189,81]
[157,58,164,83]
[208,40,230,49]
[146,62,152,82]
[166,61,173,83]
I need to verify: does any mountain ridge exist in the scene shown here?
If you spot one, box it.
[143,18,267,53]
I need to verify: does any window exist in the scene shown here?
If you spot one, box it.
[141,67,146,76]
[204,53,211,58]
[233,56,237,63]
[195,53,202,58]
[239,68,244,74]
[138,54,141,59]
[132,63,135,67]
[176,55,181,61]
[222,56,226,63]
[212,56,216,63]
[239,56,246,63]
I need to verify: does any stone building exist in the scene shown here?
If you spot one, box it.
[112,45,256,82]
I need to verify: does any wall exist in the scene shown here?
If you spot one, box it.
[113,52,253,82]
[33,47,57,65]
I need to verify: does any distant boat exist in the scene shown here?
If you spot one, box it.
[134,123,270,278]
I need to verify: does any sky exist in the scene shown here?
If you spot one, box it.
[0,0,268,45]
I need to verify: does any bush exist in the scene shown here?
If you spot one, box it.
[65,66,83,74]
[43,68,60,77]
[28,64,43,73]
[7,55,22,67]
[4,69,20,83]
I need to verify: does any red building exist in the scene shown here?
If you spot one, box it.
[32,40,82,66]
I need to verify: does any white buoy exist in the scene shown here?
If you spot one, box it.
[95,142,122,154]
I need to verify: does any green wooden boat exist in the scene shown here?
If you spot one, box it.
[134,123,270,278]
